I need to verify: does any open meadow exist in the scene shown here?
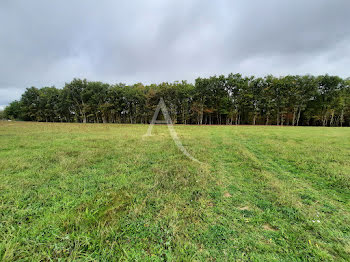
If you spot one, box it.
[0,122,349,261]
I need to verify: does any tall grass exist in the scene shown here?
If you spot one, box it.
[0,122,349,261]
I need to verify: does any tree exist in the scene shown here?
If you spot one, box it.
[21,87,41,121]
[316,75,343,126]
[63,78,89,123]
[5,74,350,126]
[4,100,22,120]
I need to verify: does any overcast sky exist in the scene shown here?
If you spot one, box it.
[1,0,350,109]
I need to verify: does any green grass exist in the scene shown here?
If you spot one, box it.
[0,122,349,261]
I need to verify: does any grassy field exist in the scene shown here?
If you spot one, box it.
[0,122,349,261]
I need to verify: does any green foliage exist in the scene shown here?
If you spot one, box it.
[5,74,350,126]
[4,100,22,120]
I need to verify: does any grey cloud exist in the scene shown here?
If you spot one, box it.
[226,1,350,60]
[0,0,349,107]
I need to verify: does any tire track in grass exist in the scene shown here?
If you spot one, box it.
[238,132,349,206]
[235,132,350,260]
[203,128,323,260]
[200,128,307,260]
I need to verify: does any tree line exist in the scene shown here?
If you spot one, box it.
[3,74,350,126]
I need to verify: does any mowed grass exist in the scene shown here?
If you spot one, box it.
[0,122,349,261]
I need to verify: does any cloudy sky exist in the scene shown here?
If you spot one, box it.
[1,0,350,109]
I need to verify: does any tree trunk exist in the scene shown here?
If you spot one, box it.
[182,105,185,124]
[265,112,270,125]
[340,109,344,127]
[292,107,297,126]
[102,115,107,124]
[322,112,327,126]
[200,104,203,125]
[296,108,301,126]
[280,113,284,126]
[330,110,335,126]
